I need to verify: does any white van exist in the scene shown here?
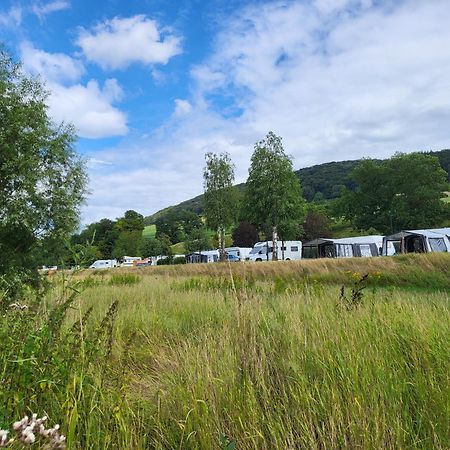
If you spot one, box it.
[89,259,119,269]
[246,241,302,261]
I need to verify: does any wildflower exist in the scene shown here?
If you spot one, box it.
[0,429,13,447]
[7,413,66,448]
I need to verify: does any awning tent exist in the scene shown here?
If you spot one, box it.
[382,228,450,255]
[302,236,383,259]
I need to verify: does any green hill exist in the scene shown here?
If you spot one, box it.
[144,149,450,225]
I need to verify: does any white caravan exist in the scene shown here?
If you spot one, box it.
[246,241,302,261]
[121,256,141,267]
[89,259,119,269]
[225,247,252,261]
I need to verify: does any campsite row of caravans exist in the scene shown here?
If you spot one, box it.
[302,228,450,260]
[88,228,450,268]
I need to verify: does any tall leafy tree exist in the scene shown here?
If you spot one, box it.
[0,49,87,292]
[244,132,306,260]
[340,153,448,233]
[203,152,237,261]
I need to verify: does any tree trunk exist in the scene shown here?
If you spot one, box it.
[281,239,285,260]
[218,227,227,261]
[272,226,278,261]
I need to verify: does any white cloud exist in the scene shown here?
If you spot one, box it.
[20,41,84,83]
[82,0,450,222]
[173,99,192,116]
[48,79,128,138]
[19,43,128,139]
[32,1,70,19]
[76,15,182,70]
[0,5,22,27]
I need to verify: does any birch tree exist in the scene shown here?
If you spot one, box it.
[203,152,237,261]
[244,132,305,260]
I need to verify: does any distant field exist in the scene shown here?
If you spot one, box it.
[34,252,446,448]
[142,224,156,238]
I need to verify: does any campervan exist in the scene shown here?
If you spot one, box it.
[89,259,119,269]
[382,228,450,255]
[302,236,383,259]
[246,241,302,261]
[121,256,141,267]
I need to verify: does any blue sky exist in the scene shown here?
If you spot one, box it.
[1,0,450,224]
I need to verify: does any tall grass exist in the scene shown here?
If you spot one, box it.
[74,258,449,449]
[2,254,449,448]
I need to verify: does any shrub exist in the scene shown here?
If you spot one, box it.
[173,256,186,265]
[157,257,172,265]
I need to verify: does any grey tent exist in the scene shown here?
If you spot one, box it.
[302,236,383,259]
[382,228,450,255]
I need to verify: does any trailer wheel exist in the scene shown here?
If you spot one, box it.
[285,258,290,261]
[256,258,262,262]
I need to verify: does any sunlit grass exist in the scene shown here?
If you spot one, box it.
[69,254,450,449]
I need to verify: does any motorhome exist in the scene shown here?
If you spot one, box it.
[89,259,119,269]
[382,228,450,255]
[246,241,302,261]
[302,236,384,259]
[225,247,252,261]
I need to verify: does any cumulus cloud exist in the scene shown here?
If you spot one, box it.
[32,0,70,19]
[20,43,127,138]
[47,79,128,138]
[76,15,182,70]
[82,0,450,222]
[20,41,84,83]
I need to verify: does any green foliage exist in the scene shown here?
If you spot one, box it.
[112,230,143,259]
[244,132,306,253]
[0,48,87,294]
[184,227,213,253]
[139,237,162,257]
[340,153,448,233]
[156,257,172,265]
[203,152,238,259]
[173,256,187,265]
[155,209,203,243]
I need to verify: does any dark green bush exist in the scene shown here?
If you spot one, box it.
[173,256,186,265]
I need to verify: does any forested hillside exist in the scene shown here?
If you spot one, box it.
[145,149,450,224]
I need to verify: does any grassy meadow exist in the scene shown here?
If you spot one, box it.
[1,254,449,449]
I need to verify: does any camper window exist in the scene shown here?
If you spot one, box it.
[336,244,353,258]
[359,244,372,257]
[429,238,447,252]
[290,246,299,252]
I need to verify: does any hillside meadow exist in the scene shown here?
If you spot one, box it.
[1,254,449,449]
